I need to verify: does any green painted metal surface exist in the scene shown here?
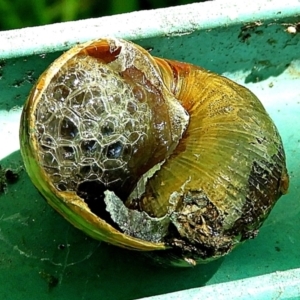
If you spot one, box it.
[0,1,299,299]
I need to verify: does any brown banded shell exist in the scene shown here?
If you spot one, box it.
[20,38,289,266]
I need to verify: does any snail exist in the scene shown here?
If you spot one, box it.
[20,38,289,267]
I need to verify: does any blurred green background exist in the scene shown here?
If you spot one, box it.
[0,0,208,31]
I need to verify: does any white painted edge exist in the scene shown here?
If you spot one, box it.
[0,0,300,59]
[0,108,22,160]
[137,268,300,300]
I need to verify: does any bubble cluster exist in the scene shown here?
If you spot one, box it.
[35,55,151,195]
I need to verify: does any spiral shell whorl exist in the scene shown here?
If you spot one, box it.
[20,38,288,266]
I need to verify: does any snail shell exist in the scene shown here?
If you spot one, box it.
[20,38,289,266]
